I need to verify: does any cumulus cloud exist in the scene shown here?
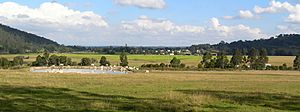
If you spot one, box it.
[208,18,266,39]
[120,16,267,45]
[0,2,108,45]
[239,10,254,19]
[253,0,300,23]
[0,2,268,46]
[277,24,300,34]
[223,16,234,19]
[114,0,166,9]
[224,10,254,19]
[0,2,108,27]
[121,15,205,34]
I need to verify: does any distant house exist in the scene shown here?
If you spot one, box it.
[211,53,218,56]
[265,64,272,67]
[183,52,192,55]
[182,49,192,55]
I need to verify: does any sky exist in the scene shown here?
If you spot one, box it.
[0,0,299,46]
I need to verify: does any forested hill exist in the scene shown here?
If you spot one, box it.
[0,24,70,53]
[190,34,300,56]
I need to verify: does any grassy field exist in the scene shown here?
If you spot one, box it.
[0,69,299,111]
[0,53,296,67]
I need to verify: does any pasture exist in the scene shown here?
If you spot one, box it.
[0,70,299,111]
[0,53,296,67]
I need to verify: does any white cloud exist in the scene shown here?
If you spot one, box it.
[120,16,267,45]
[223,16,234,19]
[0,2,108,27]
[0,2,268,46]
[0,2,108,45]
[208,18,266,39]
[253,0,300,23]
[114,0,166,9]
[121,16,205,34]
[277,24,300,34]
[224,10,254,19]
[239,10,254,19]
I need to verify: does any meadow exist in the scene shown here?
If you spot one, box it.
[0,53,296,67]
[0,69,299,112]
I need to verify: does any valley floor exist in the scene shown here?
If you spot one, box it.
[0,69,299,112]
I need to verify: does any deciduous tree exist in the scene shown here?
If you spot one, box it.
[100,56,111,66]
[230,49,243,68]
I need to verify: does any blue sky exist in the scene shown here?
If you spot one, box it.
[0,0,299,46]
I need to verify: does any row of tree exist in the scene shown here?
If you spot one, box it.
[32,52,75,66]
[141,48,300,71]
[141,57,186,68]
[32,51,129,67]
[199,48,269,70]
[141,57,186,70]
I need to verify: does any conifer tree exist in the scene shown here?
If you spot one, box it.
[294,55,300,70]
[120,51,129,67]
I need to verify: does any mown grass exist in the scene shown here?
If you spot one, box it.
[0,70,299,111]
[0,53,295,67]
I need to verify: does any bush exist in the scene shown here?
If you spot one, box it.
[180,63,186,68]
[170,57,181,68]
[32,55,47,66]
[79,58,92,66]
[48,55,59,66]
[0,57,11,69]
[100,56,111,66]
[13,56,24,66]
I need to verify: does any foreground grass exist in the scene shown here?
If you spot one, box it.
[0,53,295,67]
[0,70,299,111]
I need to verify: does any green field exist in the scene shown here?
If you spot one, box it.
[0,70,299,111]
[0,53,296,67]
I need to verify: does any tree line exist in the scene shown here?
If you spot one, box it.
[141,57,187,70]
[70,34,300,56]
[31,51,129,67]
[198,48,269,70]
[141,48,300,71]
[191,34,300,56]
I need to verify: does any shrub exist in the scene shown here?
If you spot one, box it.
[100,56,111,66]
[79,58,92,66]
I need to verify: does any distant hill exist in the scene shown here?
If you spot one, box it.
[190,34,300,56]
[0,24,71,53]
[1,23,299,55]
